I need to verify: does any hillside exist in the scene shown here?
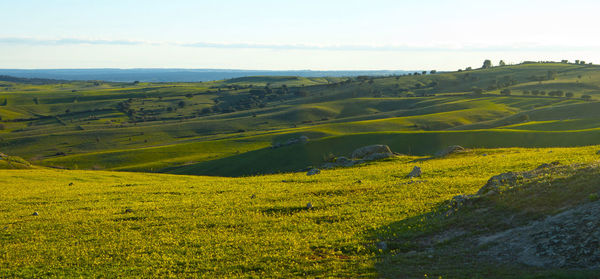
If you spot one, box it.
[0,62,600,176]
[3,61,600,277]
[2,145,600,278]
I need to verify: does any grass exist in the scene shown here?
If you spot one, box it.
[169,129,600,177]
[2,145,600,278]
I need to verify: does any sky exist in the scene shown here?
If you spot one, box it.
[1,0,599,70]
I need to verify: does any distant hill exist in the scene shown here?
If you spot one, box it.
[0,69,416,82]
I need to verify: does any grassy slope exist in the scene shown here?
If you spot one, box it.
[2,145,600,278]
[170,129,600,177]
[2,62,600,176]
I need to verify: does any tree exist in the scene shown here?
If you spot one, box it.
[201,107,212,114]
[178,101,186,108]
[500,89,511,96]
[430,70,437,74]
[581,95,592,101]
[522,90,530,95]
[547,70,557,80]
[472,87,483,95]
[499,60,506,66]
[482,59,492,69]
[422,71,427,75]
[565,92,574,98]
[466,67,473,71]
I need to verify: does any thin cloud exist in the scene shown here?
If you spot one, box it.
[0,37,597,52]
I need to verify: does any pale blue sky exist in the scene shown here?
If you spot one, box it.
[1,0,599,70]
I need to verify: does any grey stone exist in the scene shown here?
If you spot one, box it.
[306,168,320,176]
[377,241,388,251]
[363,152,394,161]
[351,145,393,160]
[32,212,39,216]
[407,166,422,178]
[435,145,466,157]
[306,202,313,210]
[298,135,309,143]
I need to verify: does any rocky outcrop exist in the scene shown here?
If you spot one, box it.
[479,199,600,268]
[306,168,320,176]
[351,145,393,160]
[435,145,466,157]
[321,145,396,169]
[477,161,561,196]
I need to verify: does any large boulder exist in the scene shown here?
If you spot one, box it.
[435,145,466,157]
[351,145,393,160]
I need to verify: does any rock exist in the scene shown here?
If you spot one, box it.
[596,150,600,155]
[363,152,394,161]
[435,145,466,157]
[125,208,133,213]
[477,171,528,196]
[407,166,422,178]
[335,156,352,165]
[479,199,600,268]
[448,194,479,212]
[68,182,74,186]
[377,241,388,251]
[306,168,321,176]
[285,138,299,145]
[298,135,309,143]
[32,212,39,216]
[536,161,560,169]
[320,163,338,169]
[351,145,393,160]
[482,154,488,157]
[250,194,256,199]
[306,202,313,210]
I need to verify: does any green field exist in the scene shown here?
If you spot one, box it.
[1,62,599,176]
[2,145,600,277]
[2,62,600,277]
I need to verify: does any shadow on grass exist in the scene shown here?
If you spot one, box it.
[366,182,600,279]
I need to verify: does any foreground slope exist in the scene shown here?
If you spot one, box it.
[2,145,600,278]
